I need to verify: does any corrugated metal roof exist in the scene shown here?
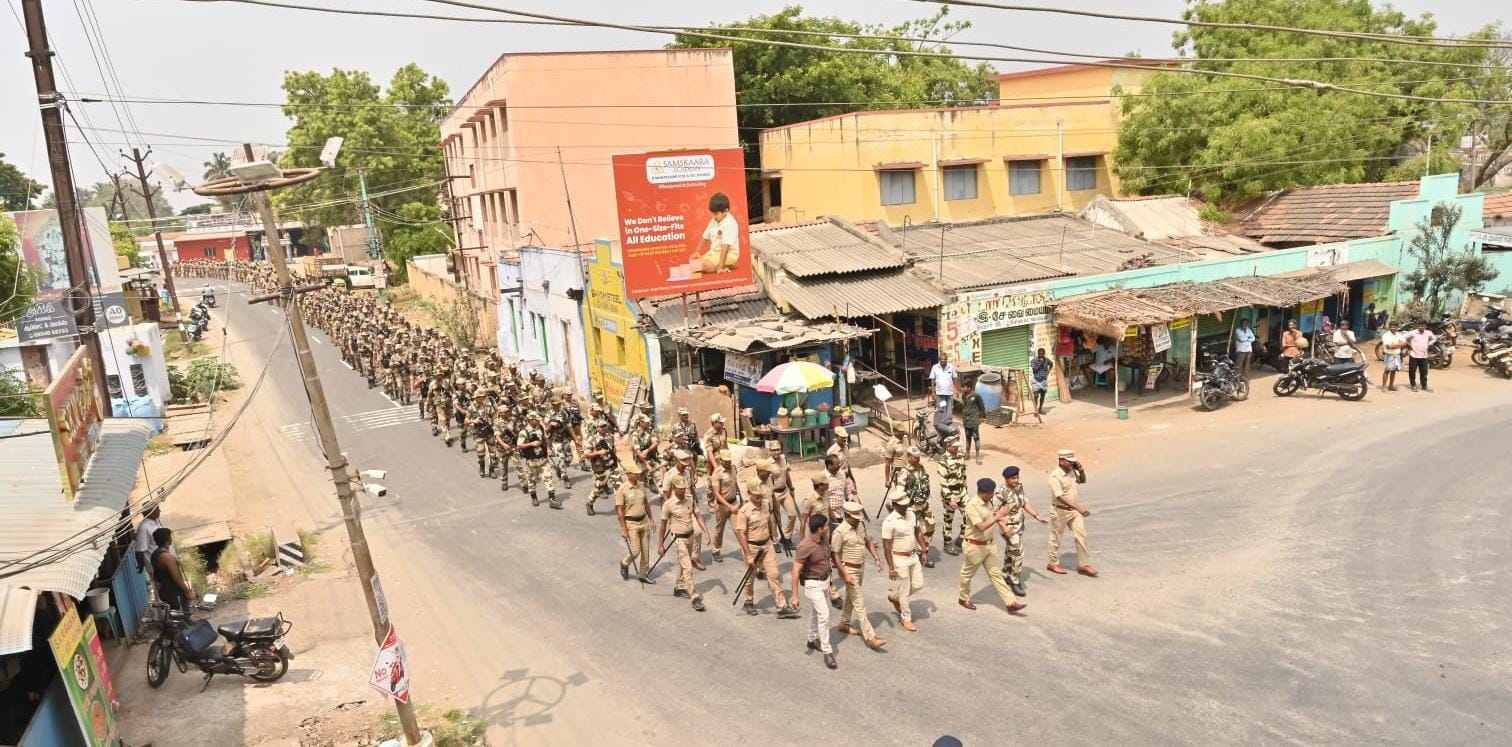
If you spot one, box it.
[0,586,38,656]
[751,219,906,278]
[890,214,1195,292]
[0,418,150,654]
[639,284,777,331]
[775,269,948,319]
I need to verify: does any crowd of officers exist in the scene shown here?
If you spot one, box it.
[188,259,1100,671]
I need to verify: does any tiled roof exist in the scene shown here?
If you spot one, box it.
[1483,191,1512,221]
[751,218,906,277]
[888,214,1195,292]
[1239,181,1421,245]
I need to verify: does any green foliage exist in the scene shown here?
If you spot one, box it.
[668,6,996,211]
[243,531,276,567]
[170,358,241,403]
[1114,0,1505,202]
[110,222,143,268]
[0,214,38,324]
[179,203,214,216]
[383,201,450,282]
[215,541,244,577]
[1383,149,1465,183]
[1197,202,1230,223]
[380,707,485,747]
[203,152,233,182]
[0,152,44,211]
[178,546,209,598]
[0,368,42,417]
[273,64,450,236]
[44,179,174,226]
[1402,204,1499,315]
[231,582,270,600]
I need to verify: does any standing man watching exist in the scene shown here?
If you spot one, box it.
[1405,320,1437,392]
[1046,449,1097,578]
[1233,319,1257,376]
[958,386,985,464]
[1332,319,1359,363]
[957,478,1027,614]
[134,502,169,573]
[929,354,958,423]
[1378,321,1406,392]
[792,514,838,670]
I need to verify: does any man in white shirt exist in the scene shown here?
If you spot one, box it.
[1233,319,1257,376]
[1378,321,1405,391]
[928,355,957,421]
[134,502,172,571]
[1332,320,1358,362]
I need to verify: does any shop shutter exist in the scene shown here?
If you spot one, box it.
[980,326,1032,371]
[1197,310,1234,338]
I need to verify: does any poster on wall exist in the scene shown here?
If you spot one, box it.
[7,207,125,343]
[49,611,119,747]
[612,149,752,299]
[723,352,763,387]
[1150,323,1172,353]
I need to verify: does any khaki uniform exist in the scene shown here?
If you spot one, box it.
[937,452,968,544]
[882,437,908,486]
[763,457,797,539]
[661,495,699,598]
[1047,467,1090,567]
[958,494,1015,606]
[882,509,923,622]
[735,497,784,607]
[701,427,728,473]
[708,468,739,557]
[831,521,876,639]
[616,482,653,577]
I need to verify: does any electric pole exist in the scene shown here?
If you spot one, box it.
[192,145,428,747]
[358,169,380,259]
[22,0,110,407]
[126,147,187,331]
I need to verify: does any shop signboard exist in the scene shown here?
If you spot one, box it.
[939,288,1052,364]
[723,352,763,387]
[611,149,752,299]
[43,347,104,500]
[16,298,80,342]
[49,612,118,746]
[583,239,651,404]
[1151,323,1172,353]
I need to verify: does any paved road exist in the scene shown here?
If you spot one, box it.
[190,278,1512,745]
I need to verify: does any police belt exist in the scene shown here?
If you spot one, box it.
[841,561,864,569]
[748,538,769,547]
[673,530,694,539]
[624,514,646,522]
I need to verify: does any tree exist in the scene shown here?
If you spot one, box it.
[43,179,174,227]
[110,222,143,268]
[203,152,233,182]
[0,213,39,324]
[381,201,451,283]
[1460,34,1512,190]
[0,153,45,211]
[1113,0,1502,203]
[0,368,42,418]
[273,64,450,242]
[180,203,214,216]
[668,6,997,212]
[1402,203,1499,315]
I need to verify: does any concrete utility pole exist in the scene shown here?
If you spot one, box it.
[127,147,187,332]
[194,144,428,746]
[357,169,382,259]
[21,0,110,407]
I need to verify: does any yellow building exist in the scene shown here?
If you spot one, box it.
[758,61,1165,225]
[582,239,652,405]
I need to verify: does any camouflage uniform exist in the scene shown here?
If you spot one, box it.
[630,422,662,491]
[546,416,575,487]
[493,409,517,490]
[431,386,453,446]
[586,430,619,516]
[517,418,555,507]
[899,460,934,543]
[937,448,968,551]
[993,483,1029,586]
[470,399,495,477]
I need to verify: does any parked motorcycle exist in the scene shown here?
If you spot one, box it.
[912,408,957,457]
[146,602,294,690]
[1272,357,1369,401]
[1194,355,1250,411]
[187,303,211,341]
[1488,343,1512,379]
[200,287,217,308]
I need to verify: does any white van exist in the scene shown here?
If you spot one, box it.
[345,265,376,289]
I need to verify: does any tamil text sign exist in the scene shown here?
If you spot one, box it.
[612,149,751,299]
[723,352,763,387]
[50,611,119,747]
[44,347,104,500]
[939,288,1053,364]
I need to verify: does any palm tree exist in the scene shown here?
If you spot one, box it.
[203,152,232,181]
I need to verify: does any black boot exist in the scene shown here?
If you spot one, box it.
[548,491,559,508]
[531,492,539,507]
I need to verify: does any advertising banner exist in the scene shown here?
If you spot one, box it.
[369,625,411,703]
[723,352,763,387]
[612,149,751,299]
[43,346,104,500]
[49,612,118,747]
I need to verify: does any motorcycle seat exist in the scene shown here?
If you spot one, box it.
[1324,363,1364,375]
[219,616,282,640]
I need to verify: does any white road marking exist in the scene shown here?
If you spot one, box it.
[311,336,324,345]
[340,360,352,369]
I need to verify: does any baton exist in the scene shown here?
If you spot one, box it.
[644,533,678,580]
[622,534,642,591]
[731,547,768,605]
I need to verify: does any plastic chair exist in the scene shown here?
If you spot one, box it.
[1094,371,1109,388]
[91,607,124,642]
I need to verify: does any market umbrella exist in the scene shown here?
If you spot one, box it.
[754,361,834,394]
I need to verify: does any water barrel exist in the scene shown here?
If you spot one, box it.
[976,372,1004,414]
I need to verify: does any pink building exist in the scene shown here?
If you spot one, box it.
[440,49,740,294]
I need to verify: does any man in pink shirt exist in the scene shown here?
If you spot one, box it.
[1404,321,1438,392]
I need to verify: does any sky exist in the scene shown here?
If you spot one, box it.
[1,0,1501,211]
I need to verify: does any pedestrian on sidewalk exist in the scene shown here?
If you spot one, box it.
[1281,320,1304,371]
[1233,319,1256,376]
[882,491,927,632]
[1046,449,1097,578]
[1030,348,1053,414]
[957,478,1027,615]
[1332,320,1359,363]
[832,501,886,651]
[1405,320,1437,392]
[792,514,837,669]
[929,354,958,422]
[1378,322,1406,391]
[959,387,985,463]
[151,528,195,612]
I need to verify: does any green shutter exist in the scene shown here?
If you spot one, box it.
[981,326,1032,371]
[1197,310,1234,338]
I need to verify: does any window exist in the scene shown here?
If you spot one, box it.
[106,374,122,399]
[766,178,782,207]
[130,363,148,397]
[1430,204,1448,226]
[1009,160,1042,195]
[943,165,978,201]
[880,170,916,206]
[1066,156,1098,191]
[506,190,519,227]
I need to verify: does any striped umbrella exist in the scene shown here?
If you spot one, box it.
[754,361,835,394]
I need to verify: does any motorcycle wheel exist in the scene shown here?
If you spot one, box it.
[1232,378,1251,402]
[1374,344,1386,362]
[248,644,290,682]
[1472,349,1488,366]
[1338,379,1368,401]
[146,639,171,688]
[1272,377,1300,397]
[1430,352,1452,369]
[1199,388,1223,411]
[1498,359,1512,379]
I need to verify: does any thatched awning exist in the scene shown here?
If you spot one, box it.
[667,315,874,354]
[1050,273,1346,338]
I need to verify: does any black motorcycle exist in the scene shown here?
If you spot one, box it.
[1194,355,1250,411]
[187,303,211,341]
[1272,358,1368,401]
[146,602,294,690]
[201,288,217,308]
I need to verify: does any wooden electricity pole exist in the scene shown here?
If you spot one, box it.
[127,147,187,328]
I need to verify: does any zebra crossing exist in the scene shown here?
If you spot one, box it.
[279,405,423,443]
